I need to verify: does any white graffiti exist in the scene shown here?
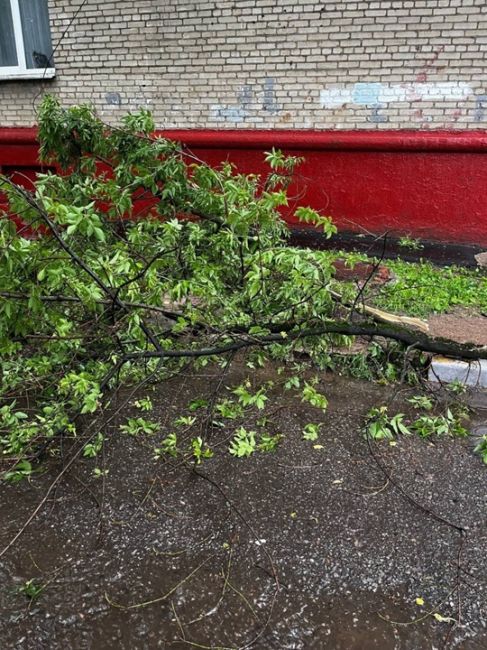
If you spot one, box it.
[320,82,473,108]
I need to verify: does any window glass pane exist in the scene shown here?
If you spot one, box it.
[19,0,53,69]
[0,0,19,67]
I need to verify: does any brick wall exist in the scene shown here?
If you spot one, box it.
[0,0,486,129]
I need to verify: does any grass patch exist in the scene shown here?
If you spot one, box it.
[376,260,487,317]
[324,250,487,318]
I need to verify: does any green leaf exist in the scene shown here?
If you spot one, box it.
[229,427,256,458]
[302,423,321,441]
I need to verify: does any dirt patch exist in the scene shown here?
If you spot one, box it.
[332,259,392,285]
[0,365,486,649]
[428,313,487,346]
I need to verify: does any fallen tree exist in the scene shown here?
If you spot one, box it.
[0,96,485,478]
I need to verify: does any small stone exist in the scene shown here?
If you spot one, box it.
[474,251,487,268]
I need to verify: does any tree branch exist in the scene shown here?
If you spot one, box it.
[0,176,166,351]
[0,292,181,321]
[119,321,487,362]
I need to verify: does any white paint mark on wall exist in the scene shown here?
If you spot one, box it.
[211,104,247,123]
[320,82,473,108]
[319,86,354,108]
[353,83,381,105]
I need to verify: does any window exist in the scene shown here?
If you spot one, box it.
[0,0,54,80]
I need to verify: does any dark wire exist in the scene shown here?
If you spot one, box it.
[32,0,90,114]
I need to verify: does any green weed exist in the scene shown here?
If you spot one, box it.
[134,397,153,412]
[366,405,469,441]
[215,399,243,420]
[83,433,104,458]
[474,436,487,464]
[233,381,269,410]
[120,417,160,436]
[398,236,424,250]
[3,460,33,483]
[301,382,328,412]
[191,437,213,464]
[18,579,43,601]
[366,407,410,440]
[302,423,322,441]
[154,433,178,459]
[407,395,434,410]
[229,427,257,458]
[258,433,282,452]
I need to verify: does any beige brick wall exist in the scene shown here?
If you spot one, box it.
[1,0,486,129]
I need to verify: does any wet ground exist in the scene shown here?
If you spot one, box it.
[0,364,486,650]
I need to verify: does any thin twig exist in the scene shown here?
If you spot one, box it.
[105,554,214,610]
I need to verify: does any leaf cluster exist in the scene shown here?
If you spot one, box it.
[1,98,344,477]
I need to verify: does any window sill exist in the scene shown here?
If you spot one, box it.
[0,68,55,81]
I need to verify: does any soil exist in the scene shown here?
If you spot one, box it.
[428,313,487,347]
[0,363,486,650]
[332,259,392,285]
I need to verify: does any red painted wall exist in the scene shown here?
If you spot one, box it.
[1,127,487,246]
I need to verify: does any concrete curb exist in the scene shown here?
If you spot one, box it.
[428,356,487,388]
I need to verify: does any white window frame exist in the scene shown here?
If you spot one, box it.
[0,0,55,80]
